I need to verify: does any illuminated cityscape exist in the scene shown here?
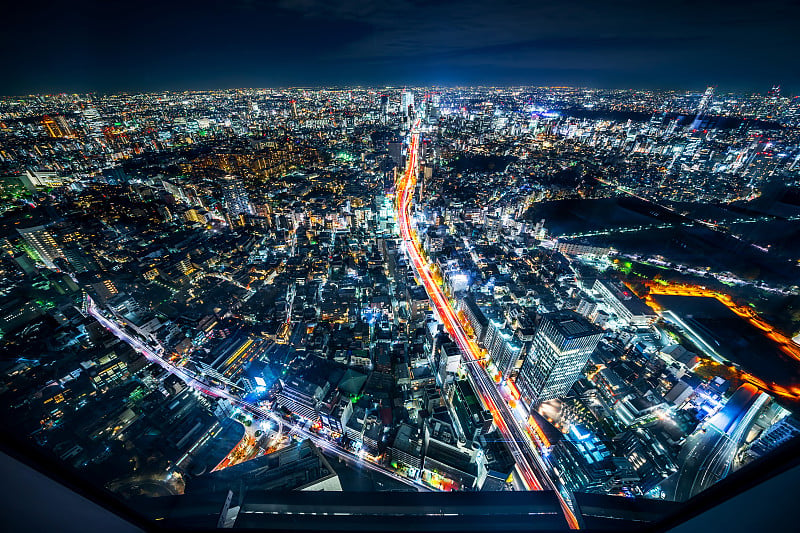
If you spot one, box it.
[0,84,798,529]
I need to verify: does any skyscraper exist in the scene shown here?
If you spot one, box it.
[422,92,440,123]
[380,94,388,118]
[388,141,404,168]
[516,311,602,405]
[401,91,414,118]
[488,326,523,380]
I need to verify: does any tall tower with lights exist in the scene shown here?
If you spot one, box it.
[516,311,602,406]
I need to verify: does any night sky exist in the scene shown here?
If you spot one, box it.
[2,0,798,95]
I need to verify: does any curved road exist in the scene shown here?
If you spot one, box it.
[673,392,768,501]
[86,296,427,493]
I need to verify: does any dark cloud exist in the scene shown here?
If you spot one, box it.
[1,0,797,94]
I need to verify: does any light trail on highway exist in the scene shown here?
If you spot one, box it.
[675,390,768,500]
[395,120,581,529]
[696,392,768,493]
[86,120,581,520]
[85,295,426,492]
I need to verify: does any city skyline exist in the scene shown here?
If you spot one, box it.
[1,81,799,529]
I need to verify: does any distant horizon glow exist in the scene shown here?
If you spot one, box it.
[1,0,799,95]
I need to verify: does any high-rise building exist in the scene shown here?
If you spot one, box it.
[459,296,489,344]
[424,93,440,123]
[388,141,404,167]
[17,225,64,269]
[488,327,523,380]
[56,115,72,136]
[401,91,415,118]
[765,85,783,118]
[435,336,461,387]
[221,175,252,217]
[485,215,502,242]
[277,376,329,422]
[516,311,602,405]
[380,94,388,118]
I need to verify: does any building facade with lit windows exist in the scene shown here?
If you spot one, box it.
[487,326,523,379]
[17,224,64,269]
[458,296,489,344]
[517,311,602,406]
[592,279,657,327]
[221,175,253,217]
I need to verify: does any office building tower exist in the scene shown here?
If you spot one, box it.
[517,311,602,405]
[55,115,72,136]
[485,215,502,242]
[459,296,489,344]
[388,141,404,167]
[435,335,461,386]
[17,225,64,269]
[389,422,423,470]
[277,376,329,422]
[576,296,598,319]
[380,94,388,117]
[648,112,666,137]
[221,175,252,216]
[401,91,415,118]
[489,327,523,380]
[424,93,440,123]
[765,85,783,118]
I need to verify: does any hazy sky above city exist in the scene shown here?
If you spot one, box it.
[2,0,799,94]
